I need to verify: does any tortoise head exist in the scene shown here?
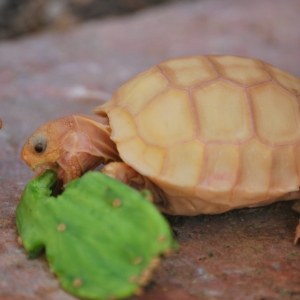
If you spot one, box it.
[21,114,120,183]
[21,118,68,174]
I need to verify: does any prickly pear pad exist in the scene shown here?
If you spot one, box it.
[16,170,177,300]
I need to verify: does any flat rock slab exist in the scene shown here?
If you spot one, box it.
[0,0,300,299]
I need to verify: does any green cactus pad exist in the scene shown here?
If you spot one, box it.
[16,170,178,300]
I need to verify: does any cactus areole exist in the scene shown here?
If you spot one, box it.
[21,55,300,220]
[16,170,177,300]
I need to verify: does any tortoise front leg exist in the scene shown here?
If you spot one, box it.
[102,162,167,207]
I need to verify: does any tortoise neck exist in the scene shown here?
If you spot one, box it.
[74,114,120,164]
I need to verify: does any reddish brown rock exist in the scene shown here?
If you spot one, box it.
[0,0,300,299]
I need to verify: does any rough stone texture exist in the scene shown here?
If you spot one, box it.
[0,0,300,299]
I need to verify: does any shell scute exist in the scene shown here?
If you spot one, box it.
[158,56,218,88]
[137,89,196,147]
[208,55,271,86]
[231,140,271,205]
[118,137,165,177]
[160,140,205,191]
[108,109,136,142]
[249,82,300,145]
[196,144,239,204]
[264,63,300,95]
[268,146,299,198]
[95,55,300,215]
[193,80,252,143]
[114,66,169,115]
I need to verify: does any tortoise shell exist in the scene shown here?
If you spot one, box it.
[94,55,300,215]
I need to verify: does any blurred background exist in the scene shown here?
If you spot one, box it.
[0,0,194,39]
[1,1,300,300]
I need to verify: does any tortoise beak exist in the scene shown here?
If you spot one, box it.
[21,147,33,169]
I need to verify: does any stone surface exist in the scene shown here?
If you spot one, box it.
[0,0,300,299]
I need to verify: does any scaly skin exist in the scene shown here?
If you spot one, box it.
[21,114,120,184]
[21,114,167,206]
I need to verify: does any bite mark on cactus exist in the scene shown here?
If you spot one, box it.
[158,235,167,243]
[164,248,174,256]
[129,276,138,283]
[57,223,67,231]
[134,287,144,296]
[73,278,83,287]
[139,257,161,286]
[133,256,143,265]
[140,190,153,202]
[17,236,23,246]
[112,198,122,207]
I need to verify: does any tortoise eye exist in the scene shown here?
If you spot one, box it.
[34,142,47,154]
[30,136,47,155]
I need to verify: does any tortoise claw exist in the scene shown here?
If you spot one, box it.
[293,220,300,245]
